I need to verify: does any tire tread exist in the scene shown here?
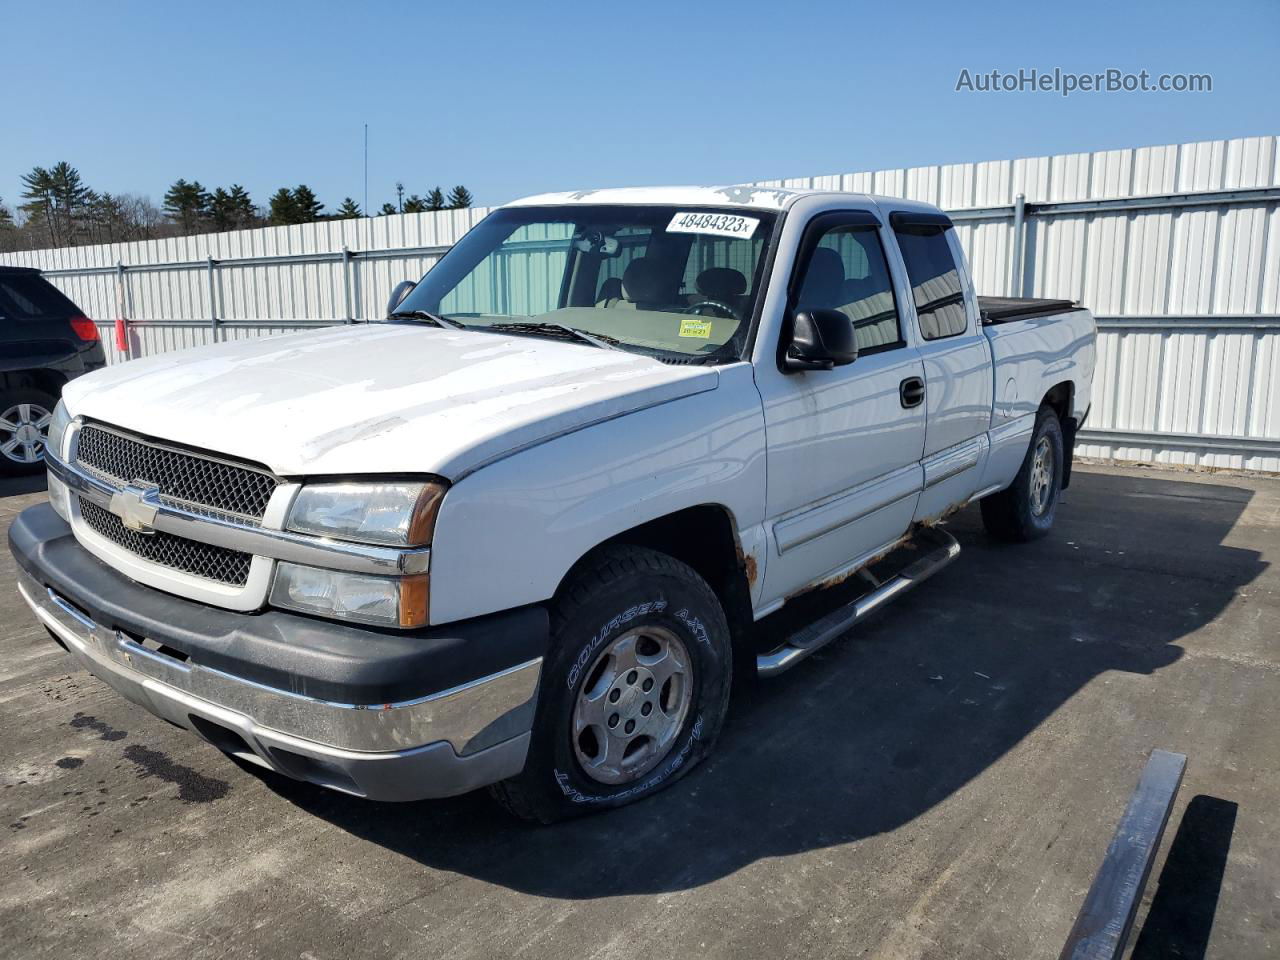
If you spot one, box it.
[980,405,1063,543]
[488,544,729,823]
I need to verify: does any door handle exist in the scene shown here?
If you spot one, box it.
[900,377,925,408]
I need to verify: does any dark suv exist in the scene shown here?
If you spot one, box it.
[0,266,107,475]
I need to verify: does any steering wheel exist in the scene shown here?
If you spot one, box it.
[682,300,736,319]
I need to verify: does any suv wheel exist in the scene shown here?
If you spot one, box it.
[489,545,732,823]
[0,387,58,476]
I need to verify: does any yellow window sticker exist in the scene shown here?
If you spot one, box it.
[679,318,713,339]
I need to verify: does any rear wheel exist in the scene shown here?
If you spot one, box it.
[0,387,58,476]
[489,545,732,823]
[980,406,1064,542]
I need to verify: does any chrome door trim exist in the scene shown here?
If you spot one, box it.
[772,463,923,555]
[921,435,990,489]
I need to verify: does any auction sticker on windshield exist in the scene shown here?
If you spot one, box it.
[667,212,759,239]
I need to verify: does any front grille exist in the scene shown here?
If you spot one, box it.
[78,497,252,586]
[76,424,279,523]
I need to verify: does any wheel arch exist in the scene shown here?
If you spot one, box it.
[556,503,755,655]
[1040,380,1077,488]
[0,369,67,398]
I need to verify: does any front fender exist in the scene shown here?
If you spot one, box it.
[428,363,767,625]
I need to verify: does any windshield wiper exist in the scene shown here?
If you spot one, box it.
[489,321,623,351]
[388,309,466,330]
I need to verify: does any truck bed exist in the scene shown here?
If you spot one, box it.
[978,296,1078,325]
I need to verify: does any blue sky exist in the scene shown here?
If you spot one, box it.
[4,0,1277,215]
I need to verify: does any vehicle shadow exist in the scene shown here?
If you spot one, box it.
[251,469,1265,899]
[0,473,47,498]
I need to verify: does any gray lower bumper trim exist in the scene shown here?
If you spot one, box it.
[18,569,539,800]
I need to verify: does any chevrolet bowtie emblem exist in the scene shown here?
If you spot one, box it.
[109,482,161,534]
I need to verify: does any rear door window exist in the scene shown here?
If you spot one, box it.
[892,225,967,340]
[0,275,78,321]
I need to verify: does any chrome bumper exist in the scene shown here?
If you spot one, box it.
[17,568,541,800]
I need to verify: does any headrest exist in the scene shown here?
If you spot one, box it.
[622,258,668,304]
[696,267,747,301]
[597,276,623,302]
[799,247,845,308]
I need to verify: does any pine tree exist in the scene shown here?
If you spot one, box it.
[402,195,427,213]
[336,198,362,219]
[18,163,96,246]
[378,202,398,216]
[226,185,255,228]
[426,187,445,211]
[163,179,211,233]
[48,162,93,242]
[209,188,236,231]
[446,185,473,209]
[86,191,127,243]
[268,188,298,225]
[20,166,60,246]
[291,185,323,222]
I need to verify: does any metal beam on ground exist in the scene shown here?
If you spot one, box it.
[1058,749,1187,960]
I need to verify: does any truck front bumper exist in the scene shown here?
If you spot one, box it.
[10,503,548,801]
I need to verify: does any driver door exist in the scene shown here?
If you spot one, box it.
[755,211,927,606]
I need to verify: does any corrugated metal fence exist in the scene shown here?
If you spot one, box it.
[3,135,1279,472]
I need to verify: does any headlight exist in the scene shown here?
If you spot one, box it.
[286,481,446,546]
[270,562,429,628]
[46,400,71,462]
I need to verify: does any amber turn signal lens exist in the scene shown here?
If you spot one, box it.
[407,484,447,546]
[399,575,430,628]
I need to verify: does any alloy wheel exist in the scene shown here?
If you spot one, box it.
[1029,435,1054,516]
[571,625,693,785]
[0,403,52,465]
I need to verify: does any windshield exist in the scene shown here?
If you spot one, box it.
[394,205,778,361]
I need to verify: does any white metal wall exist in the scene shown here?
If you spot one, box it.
[3,136,1278,471]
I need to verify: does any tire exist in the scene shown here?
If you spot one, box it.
[489,545,732,823]
[980,406,1064,543]
[0,386,59,477]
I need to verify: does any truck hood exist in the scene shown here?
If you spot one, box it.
[61,324,719,479]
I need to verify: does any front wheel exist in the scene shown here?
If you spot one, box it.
[980,406,1064,542]
[0,387,59,476]
[489,545,732,823]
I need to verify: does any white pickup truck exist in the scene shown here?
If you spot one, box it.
[11,186,1095,821]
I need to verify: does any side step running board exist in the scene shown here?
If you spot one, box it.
[756,527,962,677]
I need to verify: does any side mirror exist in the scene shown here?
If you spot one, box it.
[386,280,417,317]
[784,309,858,371]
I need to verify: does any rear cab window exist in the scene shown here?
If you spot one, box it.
[890,218,968,341]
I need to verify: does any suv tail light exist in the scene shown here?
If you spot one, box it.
[69,316,100,342]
